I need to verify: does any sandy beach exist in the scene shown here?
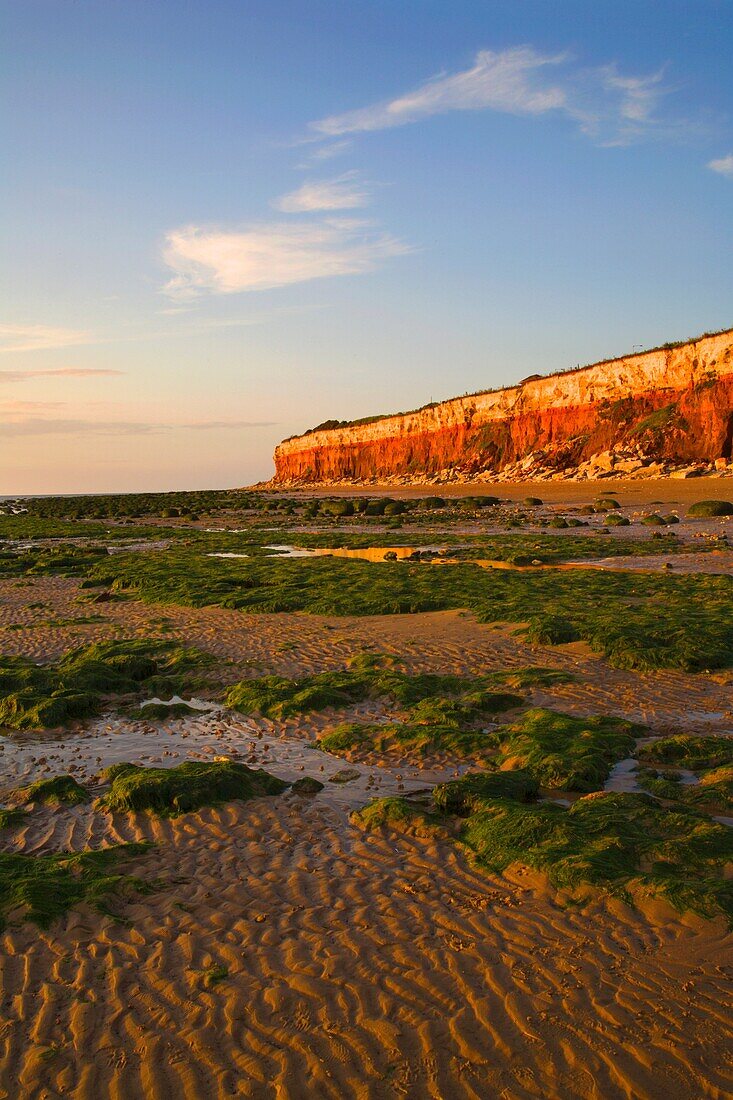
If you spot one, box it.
[1,567,732,1098]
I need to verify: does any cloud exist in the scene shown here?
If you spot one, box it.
[311,47,567,136]
[0,324,93,354]
[309,140,353,160]
[1,415,277,438]
[308,46,677,148]
[162,219,411,297]
[709,154,733,178]
[273,171,370,213]
[0,367,124,383]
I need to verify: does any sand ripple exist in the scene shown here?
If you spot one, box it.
[0,798,731,1099]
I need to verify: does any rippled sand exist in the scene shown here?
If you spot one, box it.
[2,798,732,1099]
[1,578,733,1098]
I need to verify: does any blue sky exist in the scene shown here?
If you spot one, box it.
[2,0,732,493]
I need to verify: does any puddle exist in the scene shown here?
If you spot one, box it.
[207,552,249,559]
[0,708,471,810]
[138,696,216,712]
[264,544,448,562]
[255,544,733,575]
[604,757,640,793]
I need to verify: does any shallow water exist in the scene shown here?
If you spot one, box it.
[257,543,733,575]
[264,544,448,562]
[0,707,470,810]
[138,696,216,711]
[604,757,640,793]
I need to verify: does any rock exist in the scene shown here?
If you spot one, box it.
[328,768,361,784]
[291,777,325,795]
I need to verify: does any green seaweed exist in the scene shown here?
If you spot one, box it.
[433,769,539,813]
[350,797,448,838]
[687,500,733,518]
[14,775,89,806]
[100,760,288,817]
[638,735,733,770]
[0,641,214,730]
[0,843,153,929]
[460,791,733,923]
[488,708,639,791]
[226,655,523,720]
[77,546,733,673]
[0,808,26,829]
[138,702,200,720]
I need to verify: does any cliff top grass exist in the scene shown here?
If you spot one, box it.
[0,843,153,930]
[0,640,214,731]
[353,787,733,924]
[100,760,288,817]
[287,326,733,435]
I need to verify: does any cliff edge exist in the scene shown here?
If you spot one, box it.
[273,329,733,485]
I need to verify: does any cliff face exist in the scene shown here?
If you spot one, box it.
[273,330,733,484]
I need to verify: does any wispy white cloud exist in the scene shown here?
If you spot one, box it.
[309,139,353,160]
[0,367,124,384]
[1,412,277,437]
[709,153,733,178]
[273,171,370,213]
[162,219,411,297]
[0,324,94,354]
[311,47,567,136]
[309,46,677,148]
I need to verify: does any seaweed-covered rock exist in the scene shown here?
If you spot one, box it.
[101,760,287,817]
[290,777,325,795]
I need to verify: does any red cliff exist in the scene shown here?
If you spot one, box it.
[273,329,733,484]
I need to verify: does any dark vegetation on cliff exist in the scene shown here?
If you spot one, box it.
[284,326,733,440]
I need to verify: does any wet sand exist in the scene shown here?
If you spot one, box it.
[1,578,733,1098]
[2,796,732,1100]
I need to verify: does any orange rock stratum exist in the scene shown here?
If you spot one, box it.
[273,328,733,483]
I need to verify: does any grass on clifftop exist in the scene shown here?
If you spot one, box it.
[100,760,288,817]
[0,640,214,730]
[0,843,153,930]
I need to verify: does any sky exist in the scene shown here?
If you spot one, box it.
[2,0,733,494]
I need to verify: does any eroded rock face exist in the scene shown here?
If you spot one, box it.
[273,330,733,484]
